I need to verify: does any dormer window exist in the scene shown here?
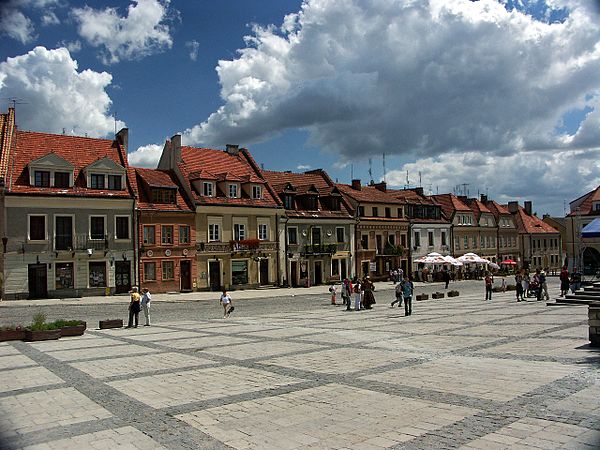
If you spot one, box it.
[305,195,317,210]
[108,175,122,190]
[283,194,294,209]
[151,188,176,204]
[229,183,239,198]
[252,185,262,199]
[34,171,50,187]
[91,173,105,189]
[54,172,70,188]
[203,182,213,197]
[330,197,340,211]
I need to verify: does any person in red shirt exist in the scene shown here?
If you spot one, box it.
[484,272,494,301]
[559,266,570,297]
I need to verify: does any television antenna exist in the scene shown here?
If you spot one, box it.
[2,97,27,109]
[368,158,373,185]
[382,153,386,183]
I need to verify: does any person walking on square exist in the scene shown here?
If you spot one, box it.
[343,278,353,311]
[533,269,542,301]
[559,265,570,297]
[523,271,530,297]
[220,289,233,318]
[141,288,152,326]
[353,278,362,311]
[329,283,337,305]
[539,270,549,301]
[362,276,376,309]
[402,276,414,316]
[515,271,524,302]
[443,269,451,289]
[127,287,141,328]
[484,272,493,301]
[391,280,403,308]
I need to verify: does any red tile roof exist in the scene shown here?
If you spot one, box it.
[465,199,492,221]
[262,169,354,219]
[512,205,559,234]
[129,167,193,212]
[568,186,600,217]
[336,184,408,205]
[431,194,471,219]
[484,200,511,219]
[7,130,131,198]
[179,146,280,208]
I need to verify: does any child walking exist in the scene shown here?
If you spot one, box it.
[220,289,233,318]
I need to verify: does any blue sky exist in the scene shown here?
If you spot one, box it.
[1,0,599,216]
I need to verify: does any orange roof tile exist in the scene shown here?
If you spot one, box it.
[179,146,279,207]
[431,194,471,219]
[129,167,193,212]
[7,130,131,198]
[513,205,559,234]
[568,186,600,217]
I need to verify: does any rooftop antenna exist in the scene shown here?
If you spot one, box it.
[405,170,409,189]
[114,111,118,136]
[350,163,354,180]
[260,163,264,170]
[2,97,26,109]
[436,186,439,195]
[418,171,422,187]
[368,158,373,185]
[62,128,66,135]
[382,153,386,183]
[563,199,567,216]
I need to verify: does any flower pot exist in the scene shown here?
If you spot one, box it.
[416,294,429,301]
[0,330,26,342]
[99,319,123,329]
[60,323,86,337]
[432,292,445,299]
[448,290,460,297]
[24,329,61,342]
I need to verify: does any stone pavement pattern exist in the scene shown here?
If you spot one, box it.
[1,284,599,449]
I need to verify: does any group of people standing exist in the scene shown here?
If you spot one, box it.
[127,287,152,328]
[332,276,378,311]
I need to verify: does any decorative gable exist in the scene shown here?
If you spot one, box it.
[28,152,75,188]
[84,157,125,174]
[29,152,75,169]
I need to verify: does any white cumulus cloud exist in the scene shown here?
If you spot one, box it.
[128,143,163,168]
[72,0,174,64]
[0,8,35,44]
[0,46,124,137]
[41,11,60,26]
[185,0,600,161]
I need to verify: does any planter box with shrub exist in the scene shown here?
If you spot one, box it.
[55,320,86,337]
[99,319,123,329]
[432,292,445,299]
[448,290,460,297]
[24,329,61,342]
[416,294,429,301]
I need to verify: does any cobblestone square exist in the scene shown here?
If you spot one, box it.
[0,281,599,449]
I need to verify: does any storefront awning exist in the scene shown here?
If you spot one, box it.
[582,217,600,238]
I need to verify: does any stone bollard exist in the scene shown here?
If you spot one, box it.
[589,302,600,348]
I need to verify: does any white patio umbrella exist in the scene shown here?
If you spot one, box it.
[443,255,463,266]
[457,252,486,263]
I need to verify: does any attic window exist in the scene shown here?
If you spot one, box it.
[330,197,340,211]
[108,175,122,190]
[54,172,70,188]
[90,173,105,189]
[283,194,294,209]
[151,188,176,204]
[304,195,317,211]
[34,171,50,187]
[252,185,262,199]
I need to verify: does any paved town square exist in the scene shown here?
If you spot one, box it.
[1,281,599,449]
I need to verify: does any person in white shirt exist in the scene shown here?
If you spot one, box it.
[220,289,233,318]
[141,288,152,326]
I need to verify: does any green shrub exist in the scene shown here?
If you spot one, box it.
[28,312,60,331]
[52,319,84,328]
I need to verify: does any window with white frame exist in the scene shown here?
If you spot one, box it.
[252,185,262,199]
[203,182,213,197]
[234,223,245,241]
[34,170,50,187]
[108,175,122,190]
[90,173,105,189]
[414,231,421,247]
[258,223,268,240]
[28,215,46,241]
[209,223,220,242]
[143,226,155,245]
[229,183,238,198]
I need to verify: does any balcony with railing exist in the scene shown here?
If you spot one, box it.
[196,240,278,254]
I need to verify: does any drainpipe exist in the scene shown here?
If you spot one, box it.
[133,199,139,288]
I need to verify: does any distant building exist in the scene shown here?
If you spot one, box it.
[0,108,135,299]
[263,169,355,286]
[158,137,282,291]
[129,168,196,293]
[337,180,410,280]
[565,186,600,273]
[507,201,561,271]
[483,197,519,263]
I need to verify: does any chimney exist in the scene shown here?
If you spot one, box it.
[542,213,550,219]
[374,181,386,192]
[458,195,468,203]
[507,201,519,214]
[524,201,532,216]
[351,179,362,191]
[171,134,182,164]
[414,187,424,196]
[226,144,239,156]
[116,128,128,153]
[480,194,488,203]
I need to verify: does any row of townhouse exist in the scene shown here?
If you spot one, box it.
[0,109,563,298]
